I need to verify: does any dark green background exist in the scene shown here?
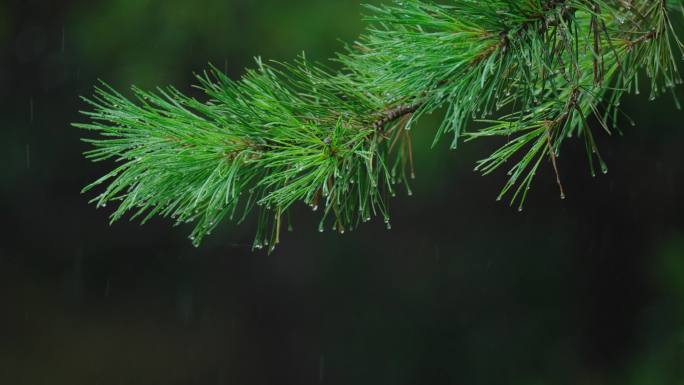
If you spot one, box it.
[1,1,683,384]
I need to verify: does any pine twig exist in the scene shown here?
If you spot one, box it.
[76,0,684,250]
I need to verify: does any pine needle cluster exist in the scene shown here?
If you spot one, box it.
[76,0,684,251]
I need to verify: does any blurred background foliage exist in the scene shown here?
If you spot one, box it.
[1,0,683,384]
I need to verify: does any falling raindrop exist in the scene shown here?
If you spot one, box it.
[25,144,30,169]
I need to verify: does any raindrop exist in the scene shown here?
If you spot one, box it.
[25,144,30,169]
[29,98,34,124]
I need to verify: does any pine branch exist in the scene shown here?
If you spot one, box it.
[75,0,684,251]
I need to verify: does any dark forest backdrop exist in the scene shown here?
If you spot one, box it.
[1,1,683,384]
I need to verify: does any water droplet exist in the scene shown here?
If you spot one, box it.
[29,98,34,124]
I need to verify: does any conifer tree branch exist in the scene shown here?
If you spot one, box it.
[76,0,684,250]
